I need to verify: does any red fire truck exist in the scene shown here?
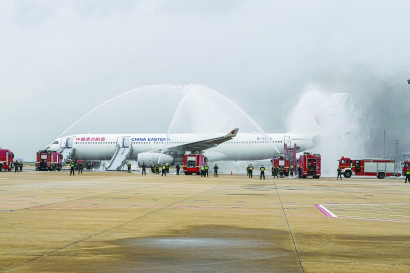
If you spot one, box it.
[0,148,14,171]
[402,160,410,176]
[338,156,395,179]
[183,154,207,175]
[299,152,321,178]
[36,150,63,171]
[272,155,290,176]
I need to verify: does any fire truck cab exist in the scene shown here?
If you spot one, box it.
[0,148,14,171]
[183,154,207,175]
[338,156,395,179]
[402,160,410,176]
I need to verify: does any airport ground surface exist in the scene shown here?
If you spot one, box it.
[1,170,410,273]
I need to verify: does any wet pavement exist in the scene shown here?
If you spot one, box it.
[1,171,409,272]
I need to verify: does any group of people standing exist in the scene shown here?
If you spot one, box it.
[13,160,23,173]
[69,161,84,176]
[246,164,266,180]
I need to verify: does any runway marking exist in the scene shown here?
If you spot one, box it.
[315,204,338,218]
[320,203,410,223]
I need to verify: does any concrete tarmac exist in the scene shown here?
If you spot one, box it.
[1,171,410,272]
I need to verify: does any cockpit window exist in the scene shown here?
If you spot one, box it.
[53,141,59,144]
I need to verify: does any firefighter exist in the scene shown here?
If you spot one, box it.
[279,166,284,178]
[271,165,274,176]
[290,165,294,177]
[205,165,209,177]
[70,161,75,176]
[175,163,180,175]
[161,163,167,176]
[127,162,131,173]
[141,162,146,176]
[155,164,159,174]
[78,162,83,174]
[214,164,219,177]
[337,167,342,180]
[19,161,23,172]
[151,163,154,173]
[166,162,169,174]
[260,165,265,180]
[405,169,410,183]
[248,164,253,178]
[200,165,205,177]
[298,166,302,178]
[273,166,278,178]
[14,160,19,173]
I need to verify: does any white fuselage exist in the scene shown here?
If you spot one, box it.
[46,132,316,162]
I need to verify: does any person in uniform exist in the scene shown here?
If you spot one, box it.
[161,163,167,176]
[214,164,219,177]
[248,164,253,178]
[298,166,302,178]
[337,167,342,180]
[273,166,278,178]
[176,163,180,175]
[19,161,23,172]
[14,160,19,173]
[271,165,274,176]
[151,163,155,173]
[406,169,410,183]
[279,166,284,178]
[290,165,294,177]
[142,162,146,176]
[166,162,169,174]
[155,164,159,175]
[127,162,131,173]
[200,165,205,177]
[78,162,83,174]
[70,161,75,176]
[205,165,209,177]
[260,165,265,180]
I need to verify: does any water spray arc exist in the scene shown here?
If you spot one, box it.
[208,88,280,154]
[157,92,189,164]
[57,89,138,138]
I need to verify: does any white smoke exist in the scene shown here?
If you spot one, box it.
[287,83,369,177]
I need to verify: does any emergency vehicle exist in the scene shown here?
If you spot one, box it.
[298,152,321,178]
[402,160,410,176]
[183,154,207,175]
[0,148,14,171]
[271,155,290,176]
[36,150,62,171]
[338,156,395,179]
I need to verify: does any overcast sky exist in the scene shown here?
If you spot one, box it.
[1,0,409,160]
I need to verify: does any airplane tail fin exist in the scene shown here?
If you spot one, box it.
[288,93,349,134]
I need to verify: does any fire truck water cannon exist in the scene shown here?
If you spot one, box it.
[338,156,396,179]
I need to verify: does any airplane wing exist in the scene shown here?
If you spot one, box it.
[147,128,239,154]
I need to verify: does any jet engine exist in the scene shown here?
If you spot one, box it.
[137,153,174,167]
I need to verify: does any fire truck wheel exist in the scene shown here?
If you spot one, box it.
[377,172,385,179]
[344,171,352,178]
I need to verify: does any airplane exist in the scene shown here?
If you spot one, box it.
[45,93,348,170]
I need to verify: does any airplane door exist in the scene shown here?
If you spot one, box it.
[123,138,130,148]
[60,139,67,148]
[66,138,73,148]
[284,136,291,148]
[117,138,123,148]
